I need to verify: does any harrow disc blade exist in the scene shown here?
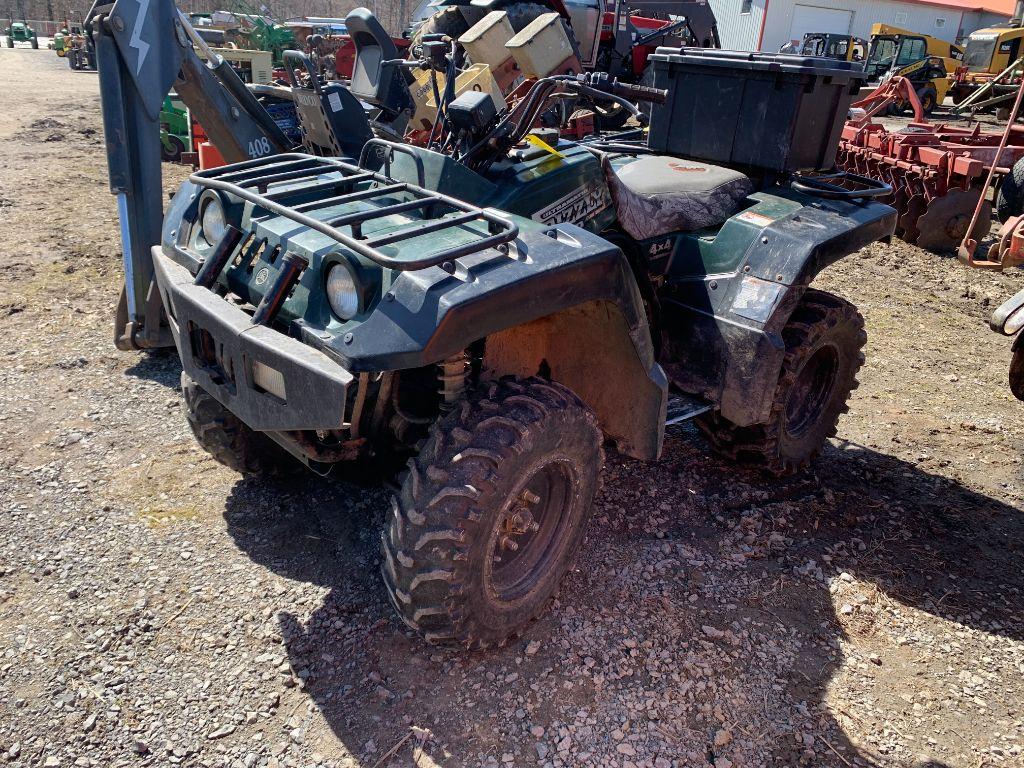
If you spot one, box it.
[900,194,928,244]
[915,189,993,252]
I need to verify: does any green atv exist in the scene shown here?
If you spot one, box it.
[6,20,38,48]
[149,44,895,647]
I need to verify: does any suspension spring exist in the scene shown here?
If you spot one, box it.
[437,352,470,411]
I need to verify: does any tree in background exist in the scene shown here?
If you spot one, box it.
[5,0,413,33]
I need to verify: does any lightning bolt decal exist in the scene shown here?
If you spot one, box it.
[128,0,151,76]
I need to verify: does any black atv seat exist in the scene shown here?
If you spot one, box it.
[604,155,753,241]
[283,50,372,159]
[346,7,415,125]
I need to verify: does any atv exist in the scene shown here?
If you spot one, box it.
[148,38,895,646]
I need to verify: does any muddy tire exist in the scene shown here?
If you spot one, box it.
[697,289,865,476]
[996,156,1024,222]
[1010,343,1024,402]
[181,373,286,475]
[382,377,603,648]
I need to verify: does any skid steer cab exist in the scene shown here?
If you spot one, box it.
[152,47,895,648]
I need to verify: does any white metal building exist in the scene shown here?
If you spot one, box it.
[707,0,1013,52]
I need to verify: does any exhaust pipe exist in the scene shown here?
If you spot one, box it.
[1012,0,1024,27]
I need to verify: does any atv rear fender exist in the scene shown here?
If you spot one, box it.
[663,197,896,427]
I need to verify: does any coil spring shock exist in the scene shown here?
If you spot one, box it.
[437,352,470,412]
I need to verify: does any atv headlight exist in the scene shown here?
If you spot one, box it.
[326,261,360,320]
[198,193,227,248]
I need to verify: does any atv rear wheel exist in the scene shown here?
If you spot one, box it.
[382,377,603,648]
[181,373,288,475]
[697,289,865,476]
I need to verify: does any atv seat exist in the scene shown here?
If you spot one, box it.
[283,50,372,159]
[346,7,415,129]
[604,155,753,241]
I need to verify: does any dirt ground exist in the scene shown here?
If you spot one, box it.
[0,48,1022,768]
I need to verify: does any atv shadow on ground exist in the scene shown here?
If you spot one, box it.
[122,348,184,389]
[221,427,1022,767]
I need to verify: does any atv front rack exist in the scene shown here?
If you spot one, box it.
[190,153,519,271]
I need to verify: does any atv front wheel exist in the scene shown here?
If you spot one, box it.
[181,373,288,475]
[697,289,865,475]
[382,377,603,648]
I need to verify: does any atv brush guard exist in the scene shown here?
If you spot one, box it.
[190,153,520,271]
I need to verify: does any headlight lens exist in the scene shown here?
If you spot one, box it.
[326,262,360,320]
[199,195,227,248]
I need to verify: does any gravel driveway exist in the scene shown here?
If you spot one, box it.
[0,48,1022,768]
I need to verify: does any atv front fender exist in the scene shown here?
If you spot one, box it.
[325,225,667,460]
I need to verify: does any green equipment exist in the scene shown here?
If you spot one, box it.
[5,20,38,48]
[95,0,897,648]
[228,0,298,66]
[160,95,191,162]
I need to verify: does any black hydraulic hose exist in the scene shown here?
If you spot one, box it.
[427,68,444,148]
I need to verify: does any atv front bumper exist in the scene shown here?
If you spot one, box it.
[152,247,353,433]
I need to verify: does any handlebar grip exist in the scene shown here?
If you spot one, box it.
[611,81,668,104]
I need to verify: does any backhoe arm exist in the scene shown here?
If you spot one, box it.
[90,0,291,351]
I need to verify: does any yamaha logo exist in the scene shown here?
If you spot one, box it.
[255,267,270,286]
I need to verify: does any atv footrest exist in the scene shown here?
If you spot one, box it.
[666,392,713,426]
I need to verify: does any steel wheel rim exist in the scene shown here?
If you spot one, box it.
[487,460,577,603]
[784,345,840,437]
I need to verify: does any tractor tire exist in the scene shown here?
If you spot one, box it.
[181,372,288,475]
[6,37,13,48]
[916,86,937,115]
[30,36,38,49]
[696,289,865,476]
[382,377,603,648]
[996,156,1024,222]
[161,135,185,163]
[68,52,79,70]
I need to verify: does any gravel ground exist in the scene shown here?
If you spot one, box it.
[1,49,1023,768]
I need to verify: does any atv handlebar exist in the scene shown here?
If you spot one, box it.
[560,73,668,105]
[606,79,668,105]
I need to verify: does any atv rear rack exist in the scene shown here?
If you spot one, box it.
[190,153,520,271]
